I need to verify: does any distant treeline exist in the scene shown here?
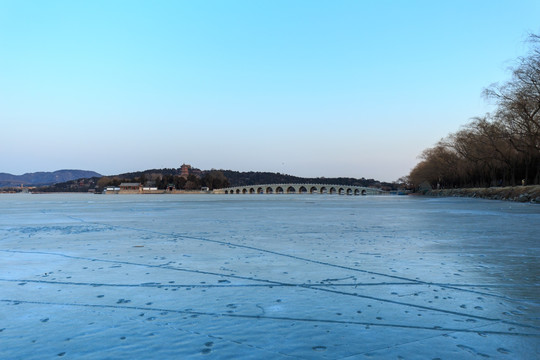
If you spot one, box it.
[219,170,385,188]
[96,169,230,191]
[409,34,540,189]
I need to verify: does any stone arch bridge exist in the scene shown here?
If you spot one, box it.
[213,183,384,196]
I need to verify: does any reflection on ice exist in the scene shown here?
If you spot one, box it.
[0,194,539,359]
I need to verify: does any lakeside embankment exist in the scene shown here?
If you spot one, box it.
[425,185,540,203]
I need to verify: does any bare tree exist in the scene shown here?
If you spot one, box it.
[484,34,540,183]
[409,33,540,189]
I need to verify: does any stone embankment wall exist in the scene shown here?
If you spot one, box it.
[426,185,540,203]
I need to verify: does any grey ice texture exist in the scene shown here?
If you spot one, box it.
[0,194,539,359]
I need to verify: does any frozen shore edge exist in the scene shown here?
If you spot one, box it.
[424,185,540,203]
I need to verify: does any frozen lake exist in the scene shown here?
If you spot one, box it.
[1,193,539,359]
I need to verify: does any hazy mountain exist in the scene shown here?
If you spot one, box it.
[0,170,102,187]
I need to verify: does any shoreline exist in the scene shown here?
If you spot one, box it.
[424,185,540,203]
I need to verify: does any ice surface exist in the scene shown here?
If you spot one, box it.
[0,194,539,359]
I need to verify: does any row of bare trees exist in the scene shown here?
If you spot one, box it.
[409,34,540,189]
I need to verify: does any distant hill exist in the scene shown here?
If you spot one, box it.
[101,168,384,188]
[0,170,102,187]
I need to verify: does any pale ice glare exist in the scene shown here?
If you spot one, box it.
[0,194,539,359]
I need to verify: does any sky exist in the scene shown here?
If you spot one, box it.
[1,1,539,182]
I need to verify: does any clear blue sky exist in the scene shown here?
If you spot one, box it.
[1,1,539,181]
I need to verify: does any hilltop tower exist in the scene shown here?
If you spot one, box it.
[180,164,191,178]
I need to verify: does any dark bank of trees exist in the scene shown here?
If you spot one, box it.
[152,171,229,190]
[409,34,540,189]
[220,170,388,188]
[94,169,230,191]
[154,171,230,190]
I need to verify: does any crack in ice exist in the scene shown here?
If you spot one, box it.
[2,249,538,331]
[2,299,539,338]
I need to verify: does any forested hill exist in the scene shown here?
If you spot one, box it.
[0,170,102,187]
[220,170,383,188]
[99,168,385,188]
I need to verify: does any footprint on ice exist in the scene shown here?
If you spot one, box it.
[457,344,490,358]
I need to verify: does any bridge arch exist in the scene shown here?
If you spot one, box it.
[329,187,336,194]
[320,187,327,194]
[287,186,296,194]
[310,186,318,194]
[276,186,284,194]
[299,186,307,193]
[257,187,263,194]
[249,188,255,194]
[266,187,273,194]
[346,188,353,195]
